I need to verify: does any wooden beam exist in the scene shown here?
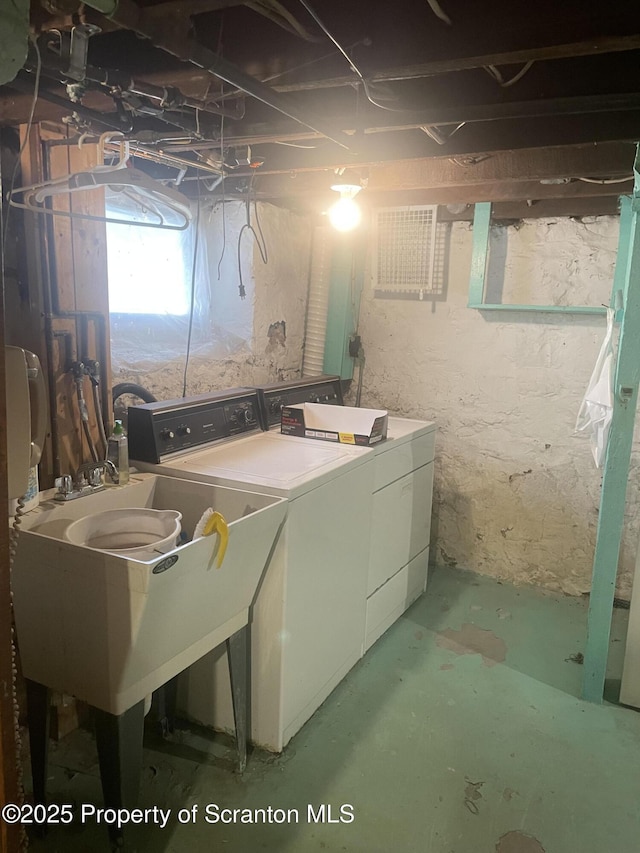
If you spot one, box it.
[0,80,127,130]
[0,89,70,126]
[356,93,640,131]
[435,197,622,221]
[143,0,244,16]
[273,34,640,92]
[172,110,640,162]
[248,144,635,195]
[254,180,630,207]
[85,0,355,150]
[165,95,640,150]
[368,145,635,188]
[54,33,640,96]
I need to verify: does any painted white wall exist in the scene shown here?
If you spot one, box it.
[111,205,637,599]
[356,215,638,598]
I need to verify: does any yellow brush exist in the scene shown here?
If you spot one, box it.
[194,508,229,568]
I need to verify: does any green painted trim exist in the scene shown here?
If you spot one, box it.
[323,234,364,380]
[476,304,607,315]
[612,196,633,321]
[468,202,491,306]
[468,201,615,315]
[582,175,640,702]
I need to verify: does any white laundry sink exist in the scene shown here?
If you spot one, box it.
[12,473,286,715]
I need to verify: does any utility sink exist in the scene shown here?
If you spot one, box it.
[12,474,287,715]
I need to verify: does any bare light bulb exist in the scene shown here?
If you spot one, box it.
[328,196,362,231]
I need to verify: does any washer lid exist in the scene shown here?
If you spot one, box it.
[164,432,358,489]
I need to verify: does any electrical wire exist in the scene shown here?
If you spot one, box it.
[274,140,325,148]
[484,60,535,88]
[182,176,202,397]
[297,0,410,113]
[8,499,25,569]
[215,38,370,102]
[248,0,323,42]
[421,122,466,145]
[8,495,26,843]
[253,196,268,259]
[426,0,452,25]
[578,176,633,184]
[217,114,227,279]
[91,380,109,457]
[2,36,42,253]
[76,377,99,463]
[237,174,268,300]
[211,22,228,280]
[422,0,533,93]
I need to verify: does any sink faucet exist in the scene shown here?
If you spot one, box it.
[102,459,119,484]
[75,461,104,488]
[54,460,119,501]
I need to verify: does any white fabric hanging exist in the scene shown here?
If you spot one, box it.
[574,307,615,468]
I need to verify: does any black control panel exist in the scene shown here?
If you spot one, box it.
[253,375,344,429]
[128,388,260,463]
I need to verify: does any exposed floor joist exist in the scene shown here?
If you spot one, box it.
[272,34,640,92]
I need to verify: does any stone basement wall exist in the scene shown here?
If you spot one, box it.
[356,215,639,598]
[111,202,312,398]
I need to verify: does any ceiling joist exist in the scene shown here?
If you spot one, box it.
[2,0,639,212]
[273,34,640,93]
[82,0,355,150]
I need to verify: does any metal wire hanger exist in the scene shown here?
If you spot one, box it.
[8,132,193,231]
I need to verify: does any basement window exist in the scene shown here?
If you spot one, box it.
[105,191,193,315]
[372,205,448,300]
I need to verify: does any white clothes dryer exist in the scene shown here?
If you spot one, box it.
[255,377,437,652]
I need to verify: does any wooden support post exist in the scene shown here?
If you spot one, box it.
[323,231,365,381]
[468,202,491,306]
[583,157,640,701]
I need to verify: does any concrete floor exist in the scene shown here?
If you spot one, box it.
[26,566,640,853]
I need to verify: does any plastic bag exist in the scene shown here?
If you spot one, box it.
[575,307,615,468]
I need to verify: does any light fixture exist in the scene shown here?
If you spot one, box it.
[328,175,363,232]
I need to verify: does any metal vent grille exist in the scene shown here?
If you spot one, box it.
[373,205,443,300]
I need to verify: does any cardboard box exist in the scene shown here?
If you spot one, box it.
[281,403,388,446]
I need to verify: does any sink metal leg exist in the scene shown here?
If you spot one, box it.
[94,700,145,847]
[226,625,250,773]
[154,675,179,737]
[25,679,50,807]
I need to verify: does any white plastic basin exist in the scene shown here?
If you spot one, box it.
[13,474,287,715]
[64,507,182,559]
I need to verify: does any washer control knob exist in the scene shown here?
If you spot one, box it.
[232,407,251,424]
[178,425,192,436]
[160,428,175,441]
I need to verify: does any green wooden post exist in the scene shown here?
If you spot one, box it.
[468,202,491,306]
[611,196,633,319]
[582,160,640,702]
[323,231,365,380]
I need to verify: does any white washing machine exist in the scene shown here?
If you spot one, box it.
[254,378,437,652]
[128,389,375,751]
